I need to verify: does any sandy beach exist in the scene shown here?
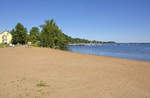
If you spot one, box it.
[0,47,150,98]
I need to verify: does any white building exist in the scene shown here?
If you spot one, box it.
[0,31,12,44]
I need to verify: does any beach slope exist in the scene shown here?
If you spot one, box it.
[0,47,150,98]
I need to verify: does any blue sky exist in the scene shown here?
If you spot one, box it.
[0,0,150,43]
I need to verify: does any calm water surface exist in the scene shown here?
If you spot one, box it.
[68,43,150,61]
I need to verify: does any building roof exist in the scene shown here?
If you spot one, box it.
[0,31,9,34]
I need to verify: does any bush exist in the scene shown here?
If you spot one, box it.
[31,43,40,47]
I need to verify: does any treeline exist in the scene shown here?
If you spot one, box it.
[10,19,115,50]
[10,19,69,49]
[68,38,102,44]
[65,37,116,44]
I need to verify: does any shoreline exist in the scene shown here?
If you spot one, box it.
[1,46,150,63]
[66,50,150,62]
[66,50,150,63]
[1,44,150,62]
[67,43,150,62]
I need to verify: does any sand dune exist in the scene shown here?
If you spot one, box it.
[0,47,150,98]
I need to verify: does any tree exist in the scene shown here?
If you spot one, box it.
[29,27,40,43]
[11,23,27,44]
[25,34,30,44]
[10,29,17,44]
[40,19,68,49]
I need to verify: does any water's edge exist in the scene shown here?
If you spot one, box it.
[67,43,150,61]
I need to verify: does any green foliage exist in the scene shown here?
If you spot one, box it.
[0,44,9,48]
[10,23,27,44]
[0,44,5,48]
[40,19,68,49]
[30,27,40,43]
[25,34,30,44]
[9,19,108,50]
[31,42,40,47]
[68,37,104,44]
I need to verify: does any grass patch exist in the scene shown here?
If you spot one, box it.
[0,44,9,48]
[36,81,48,87]
[0,44,5,48]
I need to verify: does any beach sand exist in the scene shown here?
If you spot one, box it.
[0,47,150,98]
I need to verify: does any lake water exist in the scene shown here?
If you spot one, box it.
[68,43,150,61]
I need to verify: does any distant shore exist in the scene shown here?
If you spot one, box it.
[68,42,116,46]
[68,43,103,46]
[0,47,150,98]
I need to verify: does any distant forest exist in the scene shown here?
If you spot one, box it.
[10,19,115,50]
